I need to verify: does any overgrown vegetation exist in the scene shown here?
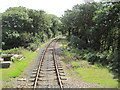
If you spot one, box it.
[60,38,119,88]
[61,2,120,82]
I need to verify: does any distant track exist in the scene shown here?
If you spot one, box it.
[29,37,66,88]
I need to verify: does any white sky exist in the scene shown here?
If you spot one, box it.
[0,0,100,17]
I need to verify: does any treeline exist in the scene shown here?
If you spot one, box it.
[2,6,61,50]
[61,2,119,80]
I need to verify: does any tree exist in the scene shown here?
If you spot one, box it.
[61,3,98,48]
[2,6,60,49]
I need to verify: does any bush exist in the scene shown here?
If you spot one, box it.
[2,28,39,50]
[2,47,24,54]
[26,43,38,51]
[2,29,27,50]
[68,35,87,49]
[108,50,119,80]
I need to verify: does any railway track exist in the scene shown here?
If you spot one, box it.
[29,38,66,88]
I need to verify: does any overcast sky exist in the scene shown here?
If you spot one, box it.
[0,0,100,17]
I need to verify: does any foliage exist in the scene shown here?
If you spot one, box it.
[61,2,120,80]
[2,6,61,50]
[2,47,25,54]
[60,38,119,88]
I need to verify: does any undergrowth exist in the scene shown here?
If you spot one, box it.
[60,37,119,88]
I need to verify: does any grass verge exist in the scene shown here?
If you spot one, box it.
[1,49,37,82]
[73,61,118,88]
[59,37,119,88]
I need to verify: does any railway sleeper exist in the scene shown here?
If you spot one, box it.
[58,66,62,68]
[38,85,60,88]
[38,84,59,86]
[27,83,34,86]
[38,84,49,86]
[58,65,62,68]
[40,72,56,74]
[17,78,26,81]
[38,79,48,81]
[29,78,35,82]
[32,71,37,74]
[41,69,55,71]
[59,73,66,76]
[38,78,57,81]
[60,76,67,80]
[58,68,63,70]
[41,66,55,68]
[59,71,64,73]
[39,73,56,76]
[38,75,45,77]
[41,64,54,67]
[33,69,38,71]
[30,75,36,78]
[40,71,56,73]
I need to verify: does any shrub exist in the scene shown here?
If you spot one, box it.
[26,43,38,51]
[2,47,24,54]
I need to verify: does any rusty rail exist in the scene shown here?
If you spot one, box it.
[33,38,64,89]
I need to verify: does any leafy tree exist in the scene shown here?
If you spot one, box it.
[61,3,99,48]
[2,6,60,50]
[61,2,120,79]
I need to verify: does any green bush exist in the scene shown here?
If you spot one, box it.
[108,50,119,80]
[26,43,38,51]
[2,47,24,54]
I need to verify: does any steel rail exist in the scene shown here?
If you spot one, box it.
[33,39,55,89]
[53,38,63,88]
[33,37,63,89]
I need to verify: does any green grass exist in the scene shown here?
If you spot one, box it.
[71,61,80,68]
[73,61,118,88]
[1,50,37,81]
[59,38,119,88]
